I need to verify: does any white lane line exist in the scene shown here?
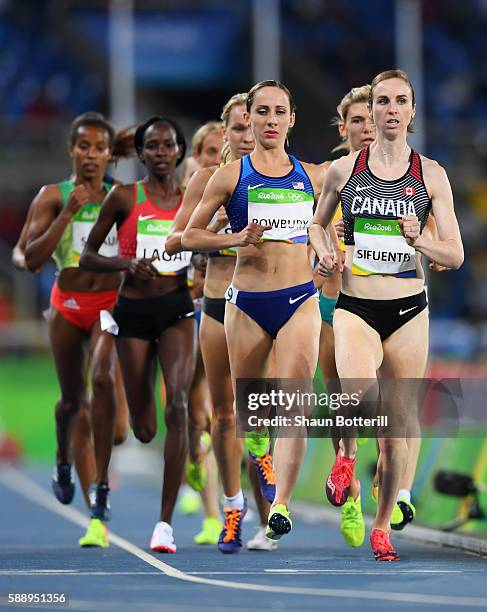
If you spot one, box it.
[0,569,470,577]
[2,467,487,608]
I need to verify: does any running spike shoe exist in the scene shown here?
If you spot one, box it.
[371,485,406,528]
[266,503,292,541]
[150,521,176,553]
[79,518,109,548]
[194,517,222,545]
[52,463,75,505]
[370,528,400,561]
[218,498,247,554]
[249,450,276,503]
[89,482,111,522]
[391,497,416,531]
[185,460,207,492]
[245,429,270,458]
[325,449,356,507]
[340,490,365,548]
[247,526,278,551]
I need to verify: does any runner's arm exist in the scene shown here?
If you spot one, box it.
[80,185,132,273]
[24,185,81,272]
[165,167,214,255]
[405,162,463,269]
[182,164,270,251]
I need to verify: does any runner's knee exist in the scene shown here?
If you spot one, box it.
[165,394,188,431]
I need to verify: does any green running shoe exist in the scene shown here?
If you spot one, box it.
[185,460,207,492]
[340,495,365,547]
[245,429,270,458]
[194,517,222,545]
[79,518,109,548]
[266,503,292,541]
[391,497,416,531]
[372,485,406,527]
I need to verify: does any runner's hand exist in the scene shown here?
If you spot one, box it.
[65,185,90,217]
[128,256,159,280]
[398,215,420,246]
[236,222,272,246]
[317,252,337,277]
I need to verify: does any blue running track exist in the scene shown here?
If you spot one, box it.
[1,466,486,611]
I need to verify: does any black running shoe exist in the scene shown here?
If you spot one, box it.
[89,482,111,521]
[52,463,75,504]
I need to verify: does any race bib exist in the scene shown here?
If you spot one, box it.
[72,204,118,257]
[352,217,416,277]
[248,187,313,242]
[136,218,191,275]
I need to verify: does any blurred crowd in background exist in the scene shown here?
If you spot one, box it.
[0,0,486,358]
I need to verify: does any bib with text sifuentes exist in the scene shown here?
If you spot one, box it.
[247,187,313,242]
[72,203,118,258]
[136,218,191,275]
[352,217,416,277]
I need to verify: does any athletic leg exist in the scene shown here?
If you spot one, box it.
[158,317,196,524]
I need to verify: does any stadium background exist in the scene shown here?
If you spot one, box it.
[0,0,486,534]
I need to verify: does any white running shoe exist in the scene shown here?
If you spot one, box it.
[150,521,176,553]
[246,526,278,551]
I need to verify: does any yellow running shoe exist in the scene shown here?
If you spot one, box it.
[266,504,292,541]
[371,485,404,526]
[340,495,365,547]
[194,517,222,545]
[79,518,109,548]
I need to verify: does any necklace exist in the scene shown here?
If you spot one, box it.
[377,141,410,164]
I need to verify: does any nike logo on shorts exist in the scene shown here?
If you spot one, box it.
[399,306,418,316]
[289,293,308,305]
[138,214,156,221]
[355,184,374,192]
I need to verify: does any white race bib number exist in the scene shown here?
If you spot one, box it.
[248,187,313,242]
[136,218,191,275]
[352,217,416,276]
[72,204,118,257]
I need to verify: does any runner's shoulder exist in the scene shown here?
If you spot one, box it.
[325,152,359,189]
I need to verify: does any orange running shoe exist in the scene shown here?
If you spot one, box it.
[218,498,248,554]
[370,528,400,561]
[249,451,276,503]
[325,449,356,507]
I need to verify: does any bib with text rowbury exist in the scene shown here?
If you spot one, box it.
[226,154,314,244]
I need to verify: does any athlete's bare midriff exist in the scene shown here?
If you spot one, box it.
[232,242,312,292]
[204,256,236,299]
[57,268,121,293]
[341,246,425,300]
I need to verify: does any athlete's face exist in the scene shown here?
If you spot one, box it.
[195,129,223,168]
[246,86,295,149]
[70,126,111,180]
[225,104,254,159]
[371,78,415,138]
[339,102,376,152]
[141,122,181,178]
